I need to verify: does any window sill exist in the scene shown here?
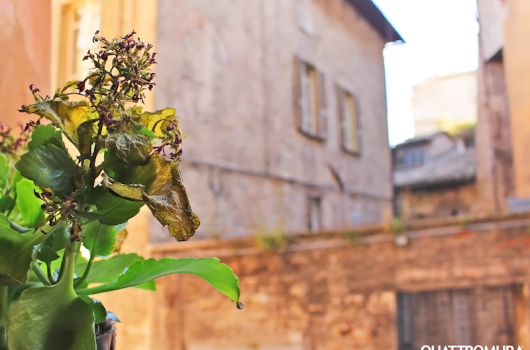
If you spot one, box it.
[298,127,326,142]
[341,146,361,157]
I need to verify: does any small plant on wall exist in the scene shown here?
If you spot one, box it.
[0,31,242,350]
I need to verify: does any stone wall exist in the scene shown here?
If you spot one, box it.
[148,213,530,350]
[398,182,479,220]
[475,2,514,214]
[154,0,392,240]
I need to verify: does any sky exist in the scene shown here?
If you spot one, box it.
[371,0,480,146]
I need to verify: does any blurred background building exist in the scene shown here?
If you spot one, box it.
[6,0,530,349]
[412,71,477,137]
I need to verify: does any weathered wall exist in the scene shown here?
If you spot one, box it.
[476,0,514,214]
[475,56,513,214]
[503,0,530,198]
[150,213,530,350]
[398,183,478,220]
[154,0,392,239]
[476,0,506,61]
[0,0,51,126]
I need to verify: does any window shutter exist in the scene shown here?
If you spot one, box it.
[355,96,362,154]
[293,56,303,130]
[317,70,327,139]
[300,63,310,132]
[337,86,346,149]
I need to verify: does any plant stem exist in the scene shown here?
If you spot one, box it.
[46,262,56,284]
[56,248,67,284]
[74,253,94,289]
[32,263,51,286]
[90,120,104,186]
[0,286,8,350]
[61,241,80,288]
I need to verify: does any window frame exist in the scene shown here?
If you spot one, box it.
[337,86,362,156]
[58,0,102,84]
[296,58,328,141]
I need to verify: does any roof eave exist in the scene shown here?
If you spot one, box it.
[346,0,404,43]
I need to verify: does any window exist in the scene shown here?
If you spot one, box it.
[307,197,322,232]
[397,286,515,350]
[338,89,360,154]
[295,59,327,139]
[60,0,101,83]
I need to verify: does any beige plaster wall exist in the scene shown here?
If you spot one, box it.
[0,0,51,126]
[412,71,477,137]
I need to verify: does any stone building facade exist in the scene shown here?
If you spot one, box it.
[153,0,401,240]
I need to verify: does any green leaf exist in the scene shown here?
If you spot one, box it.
[15,144,77,197]
[27,124,66,152]
[92,189,144,226]
[42,222,70,252]
[132,125,155,141]
[82,221,116,257]
[79,296,107,323]
[0,195,15,214]
[0,214,46,286]
[15,179,45,228]
[74,253,153,288]
[104,133,151,166]
[77,257,241,304]
[37,246,60,264]
[22,100,99,149]
[0,154,10,190]
[7,253,96,350]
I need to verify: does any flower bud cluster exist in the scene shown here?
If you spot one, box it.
[153,120,184,160]
[0,121,31,156]
[34,191,82,241]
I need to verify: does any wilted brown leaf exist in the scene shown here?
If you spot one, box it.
[136,107,176,137]
[24,100,98,149]
[113,229,128,253]
[104,133,151,166]
[103,154,200,241]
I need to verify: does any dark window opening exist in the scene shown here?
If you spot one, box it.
[307,197,322,232]
[397,287,515,350]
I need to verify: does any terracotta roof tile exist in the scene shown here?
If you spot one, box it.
[394,150,475,188]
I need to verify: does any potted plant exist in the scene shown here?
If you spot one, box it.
[0,30,242,350]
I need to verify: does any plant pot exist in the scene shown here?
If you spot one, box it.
[96,319,116,350]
